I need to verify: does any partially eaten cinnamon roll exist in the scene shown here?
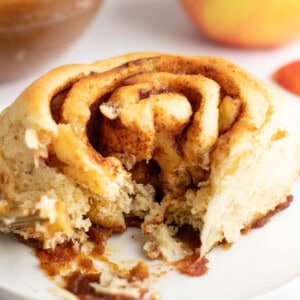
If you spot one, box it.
[0,53,299,259]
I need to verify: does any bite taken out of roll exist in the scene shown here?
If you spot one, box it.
[0,53,299,259]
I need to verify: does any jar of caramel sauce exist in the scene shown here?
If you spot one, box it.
[0,0,101,81]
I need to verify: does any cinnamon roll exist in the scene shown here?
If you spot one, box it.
[0,53,299,259]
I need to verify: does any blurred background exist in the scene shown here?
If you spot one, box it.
[0,0,299,108]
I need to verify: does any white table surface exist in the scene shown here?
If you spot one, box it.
[0,0,299,299]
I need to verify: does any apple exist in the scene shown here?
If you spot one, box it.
[180,0,300,48]
[273,60,300,95]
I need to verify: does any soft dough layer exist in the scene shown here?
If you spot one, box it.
[0,53,299,258]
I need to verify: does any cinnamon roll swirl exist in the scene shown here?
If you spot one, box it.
[0,53,299,259]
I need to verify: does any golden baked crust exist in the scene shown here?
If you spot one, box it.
[0,53,299,257]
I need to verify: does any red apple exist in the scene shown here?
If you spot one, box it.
[273,60,300,95]
[180,0,300,48]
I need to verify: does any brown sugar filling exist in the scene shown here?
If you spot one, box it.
[251,195,293,229]
[48,57,244,207]
[17,226,149,299]
[50,88,70,123]
[50,75,87,124]
[65,271,102,298]
[172,253,209,277]
[241,195,293,235]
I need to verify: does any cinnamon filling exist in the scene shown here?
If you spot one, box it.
[88,226,113,257]
[48,57,243,206]
[18,226,149,299]
[65,271,101,298]
[251,195,293,229]
[50,75,86,123]
[172,253,209,277]
[50,89,70,123]
[241,195,293,235]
